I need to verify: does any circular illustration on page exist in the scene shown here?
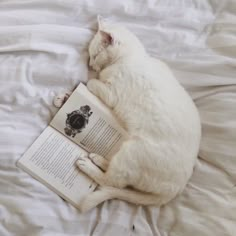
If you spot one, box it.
[64,105,93,138]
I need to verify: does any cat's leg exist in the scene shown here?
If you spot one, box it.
[88,153,109,171]
[87,79,117,109]
[77,142,131,188]
[77,155,107,185]
[53,91,72,108]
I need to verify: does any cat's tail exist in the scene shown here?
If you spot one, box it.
[79,186,164,212]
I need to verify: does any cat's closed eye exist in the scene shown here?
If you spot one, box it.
[89,56,96,67]
[89,54,97,61]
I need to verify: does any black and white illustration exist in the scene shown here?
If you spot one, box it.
[64,105,93,138]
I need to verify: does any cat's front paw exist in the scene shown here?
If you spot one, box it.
[89,153,108,171]
[87,79,97,94]
[76,155,97,177]
[53,92,72,108]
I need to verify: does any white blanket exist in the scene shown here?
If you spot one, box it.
[0,0,235,235]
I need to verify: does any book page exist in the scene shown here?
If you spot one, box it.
[50,83,128,159]
[17,126,97,208]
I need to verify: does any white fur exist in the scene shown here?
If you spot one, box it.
[77,17,201,212]
[53,92,71,108]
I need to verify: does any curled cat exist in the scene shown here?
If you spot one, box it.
[75,17,201,212]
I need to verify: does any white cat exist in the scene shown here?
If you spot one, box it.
[56,17,201,212]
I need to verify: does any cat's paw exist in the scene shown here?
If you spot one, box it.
[76,155,97,176]
[76,154,106,186]
[53,92,71,108]
[87,79,97,94]
[89,153,108,171]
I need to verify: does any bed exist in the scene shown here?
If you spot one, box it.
[0,0,235,235]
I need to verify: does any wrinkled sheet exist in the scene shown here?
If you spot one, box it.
[0,0,236,235]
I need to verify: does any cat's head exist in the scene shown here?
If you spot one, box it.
[88,16,146,72]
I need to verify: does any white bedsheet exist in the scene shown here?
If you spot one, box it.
[0,0,235,235]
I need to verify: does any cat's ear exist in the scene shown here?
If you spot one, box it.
[97,15,105,30]
[97,15,116,46]
[100,30,114,46]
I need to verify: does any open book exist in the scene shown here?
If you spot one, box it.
[17,83,128,209]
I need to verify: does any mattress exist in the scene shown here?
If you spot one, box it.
[0,0,235,235]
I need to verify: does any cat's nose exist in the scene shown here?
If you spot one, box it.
[88,59,93,69]
[88,64,93,70]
